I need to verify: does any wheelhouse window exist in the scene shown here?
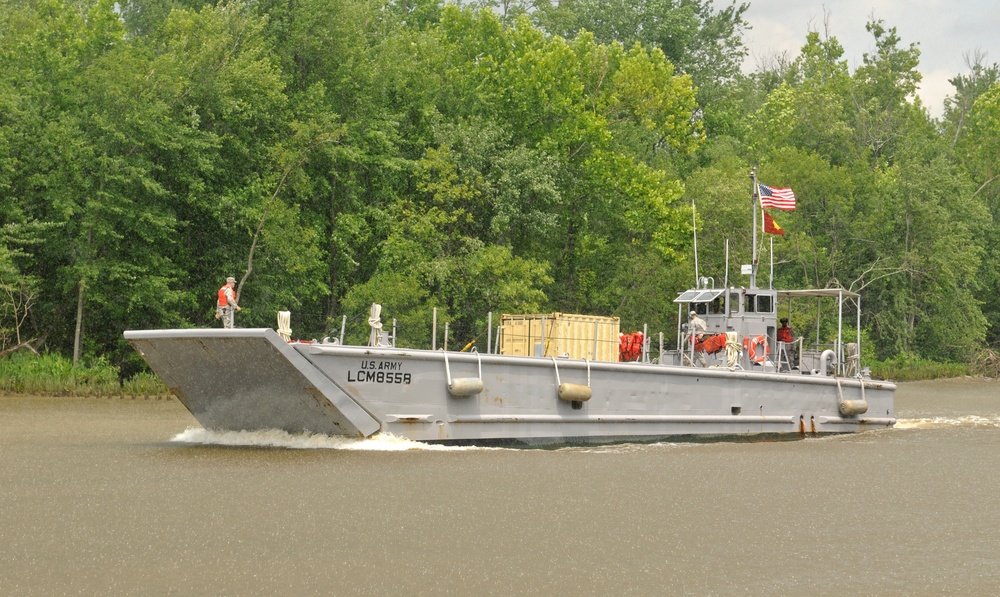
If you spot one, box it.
[744,293,774,314]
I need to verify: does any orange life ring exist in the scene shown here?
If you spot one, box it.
[748,335,769,363]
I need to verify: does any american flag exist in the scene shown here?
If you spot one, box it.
[759,184,796,211]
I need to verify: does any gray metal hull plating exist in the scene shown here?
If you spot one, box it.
[125,328,895,445]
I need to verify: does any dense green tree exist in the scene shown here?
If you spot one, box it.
[957,83,1000,346]
[531,0,749,136]
[850,20,923,165]
[942,52,1000,149]
[0,0,331,369]
[1,0,998,373]
[309,6,702,343]
[750,31,853,165]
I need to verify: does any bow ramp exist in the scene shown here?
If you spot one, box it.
[124,328,380,437]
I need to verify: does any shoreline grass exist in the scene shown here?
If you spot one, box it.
[0,351,169,397]
[869,360,972,382]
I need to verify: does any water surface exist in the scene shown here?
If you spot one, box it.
[1,378,998,595]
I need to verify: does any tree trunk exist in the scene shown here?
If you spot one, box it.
[326,178,339,323]
[73,278,84,366]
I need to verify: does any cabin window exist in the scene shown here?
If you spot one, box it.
[744,294,756,313]
[729,292,741,315]
[757,295,773,313]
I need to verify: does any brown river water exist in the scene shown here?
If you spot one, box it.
[1,378,998,596]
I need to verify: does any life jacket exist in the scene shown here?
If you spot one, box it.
[777,327,793,343]
[697,333,727,355]
[218,286,229,307]
[619,331,644,361]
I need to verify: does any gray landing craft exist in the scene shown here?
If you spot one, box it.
[125,174,895,446]
[124,295,894,446]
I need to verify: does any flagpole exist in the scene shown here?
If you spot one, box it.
[750,167,758,289]
[769,236,774,289]
[758,185,766,289]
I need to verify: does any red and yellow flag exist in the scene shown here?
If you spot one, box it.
[763,211,785,236]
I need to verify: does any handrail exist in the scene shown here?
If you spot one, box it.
[443,348,483,397]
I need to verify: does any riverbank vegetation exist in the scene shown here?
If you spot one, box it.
[0,351,168,396]
[1,0,999,383]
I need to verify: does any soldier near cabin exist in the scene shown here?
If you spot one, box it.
[689,311,707,341]
[216,276,241,328]
[777,318,793,343]
[689,310,708,367]
[777,318,796,369]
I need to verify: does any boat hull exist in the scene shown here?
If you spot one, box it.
[125,328,895,445]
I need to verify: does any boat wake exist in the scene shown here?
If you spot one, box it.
[895,415,1000,430]
[170,428,487,451]
[169,428,686,452]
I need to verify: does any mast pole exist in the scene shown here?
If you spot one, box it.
[750,167,758,289]
[723,239,729,290]
[769,237,774,290]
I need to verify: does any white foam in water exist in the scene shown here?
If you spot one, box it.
[170,427,484,451]
[895,415,1000,430]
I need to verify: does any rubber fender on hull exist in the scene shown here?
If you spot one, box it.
[448,378,484,397]
[558,382,592,402]
[839,399,869,416]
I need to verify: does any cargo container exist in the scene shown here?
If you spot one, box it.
[499,313,621,362]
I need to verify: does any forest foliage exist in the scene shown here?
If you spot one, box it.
[1,0,999,376]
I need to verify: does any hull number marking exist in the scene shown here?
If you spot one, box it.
[348,360,412,384]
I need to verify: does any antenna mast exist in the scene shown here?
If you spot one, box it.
[692,201,699,286]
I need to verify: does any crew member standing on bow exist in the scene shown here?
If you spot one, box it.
[216,276,241,328]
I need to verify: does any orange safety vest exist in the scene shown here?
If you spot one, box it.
[700,333,727,355]
[618,331,644,362]
[218,286,229,307]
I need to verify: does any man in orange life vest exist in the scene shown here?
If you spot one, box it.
[777,318,796,369]
[216,276,241,328]
[777,318,793,343]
